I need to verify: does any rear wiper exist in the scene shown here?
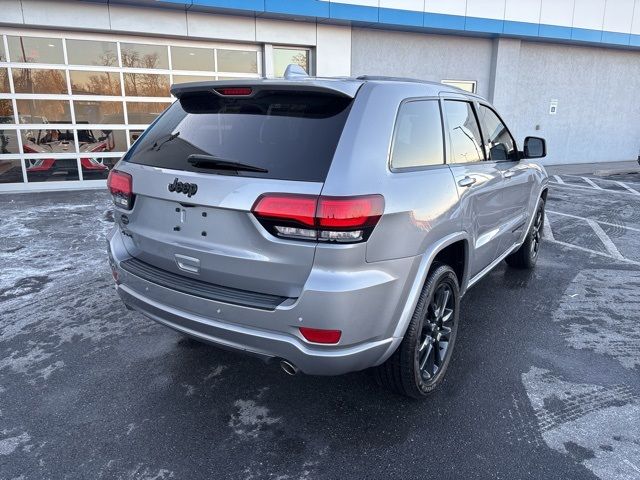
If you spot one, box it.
[187,154,268,173]
[151,131,180,151]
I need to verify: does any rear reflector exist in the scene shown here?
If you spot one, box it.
[107,170,133,210]
[215,87,252,96]
[299,327,341,344]
[252,194,384,243]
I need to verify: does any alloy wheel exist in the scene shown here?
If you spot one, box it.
[417,283,455,384]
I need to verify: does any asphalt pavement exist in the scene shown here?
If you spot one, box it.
[1,171,639,479]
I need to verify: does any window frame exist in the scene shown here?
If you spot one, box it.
[475,102,520,162]
[441,97,487,166]
[388,96,448,173]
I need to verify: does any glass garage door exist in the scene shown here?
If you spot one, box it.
[0,32,261,189]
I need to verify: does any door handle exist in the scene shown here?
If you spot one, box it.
[504,170,515,179]
[458,176,477,187]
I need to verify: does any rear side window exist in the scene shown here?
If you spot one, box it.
[476,105,518,161]
[125,90,353,182]
[444,100,485,164]
[390,100,444,170]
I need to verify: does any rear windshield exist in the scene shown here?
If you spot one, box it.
[124,90,353,182]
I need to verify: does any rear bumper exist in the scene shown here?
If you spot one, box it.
[108,227,416,375]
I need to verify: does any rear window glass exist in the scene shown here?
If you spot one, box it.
[125,90,353,182]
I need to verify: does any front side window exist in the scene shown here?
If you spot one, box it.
[390,100,444,170]
[476,105,518,161]
[444,100,484,164]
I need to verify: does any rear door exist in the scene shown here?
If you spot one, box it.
[476,103,534,253]
[116,86,354,298]
[443,99,505,278]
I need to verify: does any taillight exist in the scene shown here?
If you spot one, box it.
[251,194,384,243]
[299,327,341,344]
[107,170,134,210]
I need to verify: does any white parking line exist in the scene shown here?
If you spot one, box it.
[586,219,624,260]
[545,238,640,266]
[616,181,640,195]
[581,177,602,189]
[549,181,638,196]
[542,213,554,241]
[546,209,640,233]
[553,175,565,184]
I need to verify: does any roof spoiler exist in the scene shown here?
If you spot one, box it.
[171,79,361,99]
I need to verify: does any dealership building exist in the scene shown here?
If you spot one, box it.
[0,0,639,192]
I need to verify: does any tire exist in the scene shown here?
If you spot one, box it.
[505,197,545,269]
[374,262,460,399]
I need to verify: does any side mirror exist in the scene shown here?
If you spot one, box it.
[523,136,546,159]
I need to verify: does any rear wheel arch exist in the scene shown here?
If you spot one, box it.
[430,239,468,289]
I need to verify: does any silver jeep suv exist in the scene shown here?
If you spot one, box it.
[107,69,548,398]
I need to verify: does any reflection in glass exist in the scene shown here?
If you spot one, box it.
[126,102,169,124]
[25,158,79,182]
[121,43,169,69]
[70,71,122,96]
[172,74,215,84]
[21,128,76,154]
[124,73,170,97]
[66,39,118,66]
[273,48,309,77]
[80,156,115,180]
[17,100,71,124]
[1,69,9,93]
[7,36,65,64]
[74,101,125,124]
[0,159,23,183]
[444,101,484,164]
[391,101,444,169]
[77,129,127,152]
[217,50,258,74]
[171,46,214,71]
[0,100,13,121]
[129,129,144,146]
[0,130,20,154]
[0,42,6,62]
[12,68,68,94]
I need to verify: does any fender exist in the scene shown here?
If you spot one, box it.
[374,231,470,366]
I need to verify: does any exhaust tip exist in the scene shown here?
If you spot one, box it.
[279,359,299,376]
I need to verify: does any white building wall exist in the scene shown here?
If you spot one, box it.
[350,28,494,98]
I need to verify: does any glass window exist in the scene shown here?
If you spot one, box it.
[17,100,71,124]
[0,159,23,183]
[0,100,14,121]
[12,68,68,94]
[172,75,215,84]
[70,71,121,96]
[217,49,258,74]
[0,42,6,62]
[126,102,170,124]
[0,130,20,154]
[25,158,78,182]
[441,80,476,93]
[171,46,214,72]
[21,128,76,154]
[74,101,125,124]
[126,91,353,182]
[123,73,170,97]
[0,68,9,93]
[129,129,144,146]
[444,101,484,164]
[120,43,169,69]
[77,129,127,152]
[66,39,118,66]
[390,100,444,170]
[80,156,113,180]
[476,105,518,161]
[273,48,309,78]
[7,36,64,64]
